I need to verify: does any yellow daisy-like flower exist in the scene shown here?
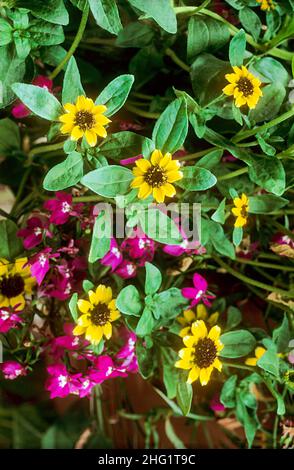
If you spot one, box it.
[231,193,249,228]
[59,95,111,147]
[245,346,266,366]
[256,0,275,11]
[175,320,223,386]
[130,149,183,203]
[223,65,262,109]
[0,258,35,309]
[178,304,219,338]
[73,284,121,345]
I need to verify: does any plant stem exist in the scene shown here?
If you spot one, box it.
[27,141,65,165]
[213,255,294,298]
[236,257,294,272]
[49,5,89,80]
[165,48,190,72]
[125,103,160,119]
[217,167,248,181]
[73,195,104,202]
[179,147,216,161]
[222,361,255,372]
[232,107,294,143]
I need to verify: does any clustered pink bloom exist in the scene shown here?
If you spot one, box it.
[45,326,138,399]
[12,75,53,118]
[163,220,206,257]
[0,306,23,333]
[210,394,226,413]
[0,361,27,380]
[272,233,294,252]
[17,215,52,249]
[44,191,84,225]
[101,228,155,279]
[30,247,60,285]
[182,273,215,307]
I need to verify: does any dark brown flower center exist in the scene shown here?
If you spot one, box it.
[144,165,167,188]
[0,274,25,298]
[237,77,254,97]
[75,111,95,131]
[193,338,217,368]
[240,204,248,218]
[90,303,110,326]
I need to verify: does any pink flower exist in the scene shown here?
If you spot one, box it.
[115,260,137,279]
[120,155,142,166]
[163,218,206,257]
[46,364,82,398]
[182,273,215,307]
[101,238,123,271]
[30,248,60,285]
[272,233,294,250]
[0,361,27,380]
[116,330,138,373]
[89,356,127,384]
[49,324,84,360]
[121,228,155,265]
[0,306,22,333]
[17,215,52,249]
[12,75,53,119]
[44,192,83,225]
[210,394,225,413]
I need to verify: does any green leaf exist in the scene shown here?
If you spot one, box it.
[62,56,84,104]
[226,306,242,330]
[249,83,286,123]
[136,307,155,336]
[187,15,230,64]
[220,330,256,358]
[239,8,261,42]
[129,46,164,90]
[98,132,150,161]
[88,0,122,35]
[83,280,94,292]
[69,293,78,322]
[152,98,188,154]
[273,314,290,353]
[176,378,193,416]
[127,0,177,34]
[176,166,217,191]
[145,262,162,295]
[250,57,289,87]
[116,22,154,48]
[17,0,69,25]
[248,195,288,214]
[43,151,83,191]
[257,349,279,377]
[96,74,134,116]
[197,148,223,170]
[14,36,31,59]
[165,418,186,449]
[136,338,155,379]
[256,133,276,156]
[81,165,133,197]
[152,288,188,323]
[229,29,246,67]
[202,219,235,259]
[116,285,142,317]
[220,375,238,408]
[0,220,23,260]
[162,356,178,399]
[88,211,111,263]
[0,19,12,46]
[138,208,183,245]
[11,83,62,120]
[29,20,64,46]
[0,118,20,154]
[211,198,226,224]
[247,155,285,196]
[0,46,26,109]
[233,226,243,247]
[236,397,258,448]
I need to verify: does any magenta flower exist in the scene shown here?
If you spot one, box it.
[0,361,27,380]
[30,248,60,285]
[116,330,138,373]
[210,394,226,413]
[89,356,127,384]
[101,238,123,271]
[48,324,84,360]
[17,215,52,249]
[182,273,215,307]
[44,192,83,225]
[0,307,22,333]
[115,260,137,279]
[121,228,155,265]
[46,364,82,398]
[120,154,143,166]
[163,218,206,257]
[12,76,53,119]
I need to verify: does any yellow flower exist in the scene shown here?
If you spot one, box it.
[175,320,223,386]
[130,149,183,203]
[232,193,249,228]
[59,95,111,147]
[245,346,266,366]
[73,284,121,345]
[178,304,219,338]
[0,258,35,309]
[256,0,275,11]
[223,65,262,109]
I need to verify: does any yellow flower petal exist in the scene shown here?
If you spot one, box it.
[77,299,92,314]
[71,125,84,141]
[187,367,200,384]
[223,83,236,96]
[85,129,98,147]
[166,170,183,183]
[110,309,120,322]
[191,320,207,340]
[208,325,221,342]
[150,149,163,166]
[162,182,176,198]
[255,346,266,359]
[245,357,258,366]
[77,313,91,327]
[138,182,152,199]
[196,304,207,321]
[86,325,103,344]
[213,358,222,372]
[200,366,213,386]
[153,187,165,203]
[183,309,196,323]
[73,325,86,336]
[175,359,191,370]
[131,176,145,188]
[136,159,151,172]
[102,322,112,339]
